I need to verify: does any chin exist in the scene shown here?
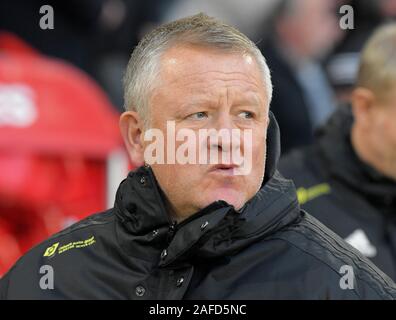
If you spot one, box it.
[204,187,246,210]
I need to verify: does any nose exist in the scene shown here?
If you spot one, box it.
[207,113,242,161]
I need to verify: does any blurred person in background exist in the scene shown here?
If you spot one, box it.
[279,23,396,281]
[0,33,127,276]
[327,0,396,105]
[260,0,342,154]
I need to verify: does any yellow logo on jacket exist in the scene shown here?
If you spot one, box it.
[42,236,96,257]
[43,242,59,257]
[297,183,331,205]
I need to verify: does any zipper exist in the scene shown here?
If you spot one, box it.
[146,166,178,243]
[167,220,177,243]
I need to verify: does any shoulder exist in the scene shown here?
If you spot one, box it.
[279,147,313,177]
[279,147,332,205]
[0,209,117,299]
[272,212,396,299]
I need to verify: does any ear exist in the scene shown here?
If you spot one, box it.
[351,87,375,129]
[119,111,145,167]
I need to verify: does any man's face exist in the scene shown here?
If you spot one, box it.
[142,45,269,221]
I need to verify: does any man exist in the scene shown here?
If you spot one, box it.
[260,0,340,154]
[279,23,396,281]
[1,14,395,299]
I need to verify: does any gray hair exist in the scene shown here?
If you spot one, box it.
[123,13,272,123]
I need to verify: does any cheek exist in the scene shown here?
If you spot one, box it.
[242,132,266,188]
[151,164,189,209]
[387,108,396,145]
[385,122,396,149]
[152,163,182,183]
[152,163,203,195]
[377,111,396,140]
[251,131,266,163]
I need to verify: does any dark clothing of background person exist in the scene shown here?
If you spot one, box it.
[258,0,339,155]
[279,107,396,281]
[1,113,395,299]
[260,40,314,154]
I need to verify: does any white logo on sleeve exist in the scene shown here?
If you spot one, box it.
[344,229,377,258]
[0,84,38,127]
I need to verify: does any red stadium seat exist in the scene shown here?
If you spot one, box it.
[0,33,128,275]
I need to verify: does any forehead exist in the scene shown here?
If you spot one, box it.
[151,44,267,104]
[161,45,263,85]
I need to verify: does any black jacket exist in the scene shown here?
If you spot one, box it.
[279,107,396,281]
[1,113,395,300]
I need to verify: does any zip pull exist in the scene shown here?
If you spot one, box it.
[167,221,177,243]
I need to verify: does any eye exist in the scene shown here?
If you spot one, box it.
[188,111,208,120]
[238,111,254,119]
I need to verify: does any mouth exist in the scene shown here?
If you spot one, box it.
[209,164,239,176]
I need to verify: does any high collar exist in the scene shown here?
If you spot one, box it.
[316,106,396,214]
[114,166,300,268]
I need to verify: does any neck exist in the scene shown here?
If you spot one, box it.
[165,201,185,223]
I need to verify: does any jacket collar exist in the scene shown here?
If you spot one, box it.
[316,106,396,214]
[114,111,299,267]
[114,166,300,268]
